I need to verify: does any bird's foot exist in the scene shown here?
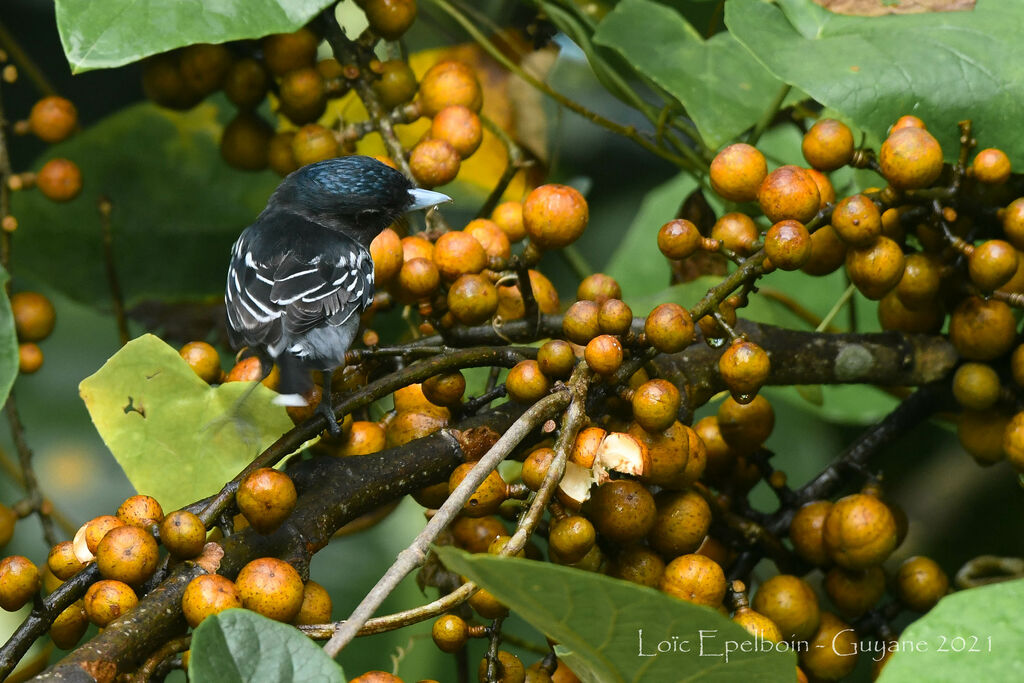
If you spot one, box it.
[316,400,343,437]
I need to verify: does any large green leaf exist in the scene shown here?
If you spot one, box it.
[190,608,345,682]
[593,0,785,149]
[436,547,795,683]
[606,171,696,299]
[79,334,293,511]
[726,0,1024,165]
[0,267,19,407]
[878,579,1024,682]
[10,100,278,309]
[55,0,333,73]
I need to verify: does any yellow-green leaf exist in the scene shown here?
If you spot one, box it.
[79,334,293,511]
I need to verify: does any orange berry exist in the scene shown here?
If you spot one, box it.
[338,421,387,456]
[182,574,242,628]
[584,334,623,376]
[710,143,767,202]
[1001,197,1024,250]
[506,360,550,404]
[18,343,42,374]
[370,227,404,285]
[116,495,164,529]
[831,194,881,247]
[491,201,525,242]
[495,270,559,320]
[801,224,847,276]
[447,274,498,325]
[430,105,483,158]
[224,58,270,110]
[278,67,326,124]
[29,96,77,143]
[880,127,944,189]
[805,168,836,209]
[463,218,511,262]
[220,113,273,171]
[160,510,207,559]
[433,231,487,281]
[409,138,460,188]
[764,220,811,270]
[396,257,440,302]
[644,303,694,354]
[660,553,726,607]
[261,29,319,77]
[291,124,338,166]
[11,292,56,342]
[718,339,770,398]
[845,236,906,300]
[891,115,925,132]
[757,165,820,224]
[363,0,417,41]
[711,212,759,255]
[180,341,221,383]
[401,235,434,262]
[971,148,1011,184]
[237,468,297,534]
[84,579,137,627]
[631,379,680,433]
[523,184,589,250]
[968,239,1018,291]
[418,61,482,118]
[234,557,304,622]
[36,158,83,202]
[801,119,854,171]
[658,219,702,259]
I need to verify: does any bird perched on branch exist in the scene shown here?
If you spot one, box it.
[225,155,451,434]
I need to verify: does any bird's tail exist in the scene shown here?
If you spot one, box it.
[272,353,313,407]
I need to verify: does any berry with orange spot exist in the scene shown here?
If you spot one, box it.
[764,220,811,270]
[711,212,759,255]
[506,360,550,404]
[584,334,623,376]
[831,194,881,247]
[237,468,297,534]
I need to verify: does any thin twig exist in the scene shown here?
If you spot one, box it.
[98,197,130,347]
[322,389,570,656]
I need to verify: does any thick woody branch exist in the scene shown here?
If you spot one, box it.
[34,404,530,681]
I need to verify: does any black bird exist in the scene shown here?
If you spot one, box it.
[225,155,451,433]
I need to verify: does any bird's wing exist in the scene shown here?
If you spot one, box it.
[225,211,375,356]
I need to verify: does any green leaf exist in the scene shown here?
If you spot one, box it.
[190,608,345,682]
[10,100,279,309]
[78,334,294,511]
[606,172,697,299]
[55,0,333,73]
[878,579,1024,682]
[593,0,785,149]
[436,547,796,683]
[0,267,19,407]
[726,0,1024,165]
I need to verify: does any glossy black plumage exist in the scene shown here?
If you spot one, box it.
[224,156,450,424]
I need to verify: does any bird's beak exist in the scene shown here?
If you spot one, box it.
[407,188,453,211]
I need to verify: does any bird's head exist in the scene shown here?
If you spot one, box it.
[270,156,451,243]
